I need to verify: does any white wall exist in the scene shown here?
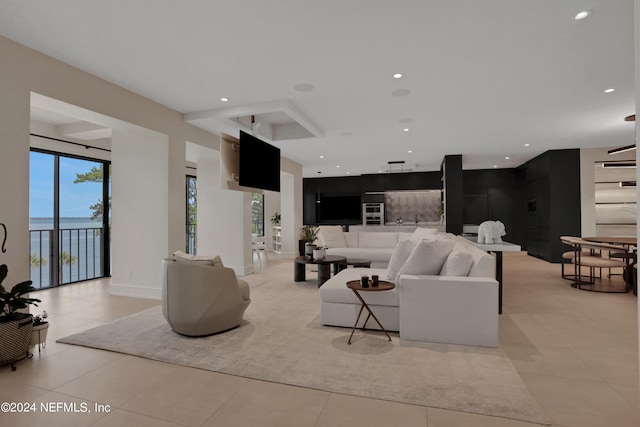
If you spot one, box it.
[194,144,254,275]
[0,35,215,290]
[0,34,303,294]
[110,129,169,298]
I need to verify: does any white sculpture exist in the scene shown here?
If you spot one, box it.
[477,220,506,244]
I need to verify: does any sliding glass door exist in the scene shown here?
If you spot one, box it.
[29,150,110,288]
[186,175,197,254]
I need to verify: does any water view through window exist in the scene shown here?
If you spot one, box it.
[29,150,110,288]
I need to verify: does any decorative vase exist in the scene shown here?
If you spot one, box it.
[313,248,326,260]
[29,322,49,352]
[304,243,316,258]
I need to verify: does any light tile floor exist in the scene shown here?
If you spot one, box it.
[0,252,638,426]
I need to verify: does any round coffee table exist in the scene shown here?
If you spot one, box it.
[294,255,347,287]
[345,279,395,344]
[345,258,372,268]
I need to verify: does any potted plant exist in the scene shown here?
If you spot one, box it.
[300,226,319,258]
[0,264,41,370]
[29,310,49,353]
[313,245,327,260]
[270,212,281,225]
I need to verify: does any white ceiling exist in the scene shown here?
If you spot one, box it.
[1,1,636,177]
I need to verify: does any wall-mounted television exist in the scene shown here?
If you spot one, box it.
[317,194,362,223]
[239,130,280,192]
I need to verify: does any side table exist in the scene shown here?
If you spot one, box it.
[345,279,395,344]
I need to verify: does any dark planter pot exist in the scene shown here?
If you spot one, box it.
[0,314,33,371]
[298,240,306,256]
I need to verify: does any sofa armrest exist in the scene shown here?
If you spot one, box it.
[398,274,499,347]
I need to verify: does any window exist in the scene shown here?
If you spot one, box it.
[251,193,264,236]
[186,175,197,254]
[29,149,110,288]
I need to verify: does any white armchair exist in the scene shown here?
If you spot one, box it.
[162,259,251,337]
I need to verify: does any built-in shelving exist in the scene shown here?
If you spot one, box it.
[271,225,282,253]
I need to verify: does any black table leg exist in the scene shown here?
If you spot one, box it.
[318,264,331,287]
[494,251,503,315]
[294,262,306,282]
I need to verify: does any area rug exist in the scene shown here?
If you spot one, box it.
[59,262,549,425]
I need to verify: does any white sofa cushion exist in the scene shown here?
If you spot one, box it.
[454,239,496,278]
[319,268,398,307]
[386,239,419,283]
[439,249,474,276]
[398,232,414,240]
[326,247,394,263]
[358,231,398,248]
[396,238,455,277]
[344,232,359,248]
[412,227,439,240]
[172,251,224,267]
[318,226,347,249]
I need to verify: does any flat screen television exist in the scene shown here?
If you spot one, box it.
[239,130,280,192]
[317,194,361,223]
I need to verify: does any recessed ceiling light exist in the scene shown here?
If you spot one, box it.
[346,172,350,175]
[574,10,591,20]
[403,128,410,132]
[524,143,530,147]
[604,88,615,93]
[505,157,510,160]
[392,89,411,97]
[319,155,324,159]
[220,97,229,102]
[408,150,413,153]
[294,83,314,92]
[393,73,403,79]
[493,165,498,168]
[378,170,383,173]
[336,165,340,168]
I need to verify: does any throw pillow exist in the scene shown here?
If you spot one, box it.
[411,227,438,240]
[396,238,456,279]
[172,251,223,267]
[318,226,347,248]
[385,239,419,282]
[172,250,194,263]
[439,249,474,276]
[191,255,224,267]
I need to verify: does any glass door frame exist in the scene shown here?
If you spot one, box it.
[30,148,111,288]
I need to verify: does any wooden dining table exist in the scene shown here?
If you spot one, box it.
[582,236,637,247]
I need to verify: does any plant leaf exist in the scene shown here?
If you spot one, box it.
[0,264,7,285]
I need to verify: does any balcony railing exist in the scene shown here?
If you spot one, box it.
[186,223,197,255]
[29,227,104,289]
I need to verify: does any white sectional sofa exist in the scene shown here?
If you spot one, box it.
[319,233,499,347]
[317,226,439,268]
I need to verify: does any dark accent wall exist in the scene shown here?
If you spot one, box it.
[303,149,581,263]
[462,168,525,246]
[441,155,463,235]
[304,172,441,225]
[518,149,581,262]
